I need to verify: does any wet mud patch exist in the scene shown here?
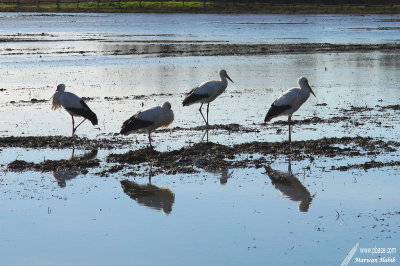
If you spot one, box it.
[104,92,174,102]
[102,42,400,57]
[270,104,400,127]
[9,98,48,106]
[0,136,128,149]
[235,136,398,159]
[106,136,400,176]
[1,39,400,57]
[332,160,400,171]
[4,136,400,175]
[349,27,400,31]
[7,157,100,172]
[270,116,349,126]
[340,106,374,113]
[160,123,260,133]
[107,143,234,175]
[378,104,400,111]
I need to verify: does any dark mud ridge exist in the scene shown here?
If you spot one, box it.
[105,136,400,176]
[5,136,400,175]
[160,123,260,133]
[7,158,100,173]
[0,136,128,149]
[2,40,400,57]
[121,43,400,57]
[332,160,400,171]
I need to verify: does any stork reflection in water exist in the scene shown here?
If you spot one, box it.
[52,149,98,188]
[265,157,314,212]
[120,170,175,214]
[194,157,233,185]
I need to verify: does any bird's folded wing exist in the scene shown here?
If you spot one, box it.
[183,92,209,106]
[265,104,291,122]
[120,115,155,134]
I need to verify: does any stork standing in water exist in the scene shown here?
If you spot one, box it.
[51,84,98,136]
[120,102,174,147]
[182,69,233,126]
[264,77,316,143]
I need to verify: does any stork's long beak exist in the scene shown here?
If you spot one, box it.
[226,73,234,83]
[307,82,316,97]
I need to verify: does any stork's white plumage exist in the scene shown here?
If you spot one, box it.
[264,77,316,143]
[51,84,98,136]
[120,102,174,147]
[182,69,233,126]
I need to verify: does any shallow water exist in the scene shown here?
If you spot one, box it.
[1,13,400,44]
[1,52,400,145]
[1,159,399,265]
[0,13,399,265]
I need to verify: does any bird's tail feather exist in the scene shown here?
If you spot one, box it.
[264,114,272,123]
[264,104,291,123]
[86,110,98,126]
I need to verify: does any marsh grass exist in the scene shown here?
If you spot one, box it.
[0,1,399,13]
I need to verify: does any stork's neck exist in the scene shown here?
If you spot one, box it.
[219,74,228,90]
[51,91,62,110]
[299,82,311,97]
[53,90,62,99]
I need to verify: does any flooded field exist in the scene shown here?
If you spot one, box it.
[0,12,399,265]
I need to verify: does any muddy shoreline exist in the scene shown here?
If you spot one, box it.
[1,40,400,57]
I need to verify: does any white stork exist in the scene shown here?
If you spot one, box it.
[264,77,316,143]
[120,102,174,147]
[51,84,98,136]
[182,69,233,126]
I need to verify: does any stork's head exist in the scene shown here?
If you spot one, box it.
[162,101,172,110]
[56,84,66,92]
[219,69,234,83]
[298,77,315,97]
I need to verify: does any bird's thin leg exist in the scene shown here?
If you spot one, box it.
[206,103,210,126]
[148,163,153,184]
[148,132,153,148]
[288,115,292,144]
[201,128,209,143]
[73,118,87,135]
[198,102,207,126]
[71,116,75,137]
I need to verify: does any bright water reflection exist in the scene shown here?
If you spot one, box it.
[0,162,399,265]
[0,13,399,266]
